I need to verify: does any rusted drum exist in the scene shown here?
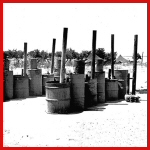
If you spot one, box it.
[105,79,118,101]
[4,71,13,101]
[45,81,70,114]
[73,60,85,74]
[4,59,10,71]
[54,58,61,69]
[95,59,104,72]
[28,69,42,96]
[42,74,54,95]
[114,70,128,98]
[95,71,105,103]
[13,75,29,98]
[118,79,125,99]
[29,58,37,69]
[85,78,97,107]
[70,74,85,111]
[54,58,61,76]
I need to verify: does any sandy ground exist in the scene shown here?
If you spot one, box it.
[3,94,147,147]
[4,65,147,147]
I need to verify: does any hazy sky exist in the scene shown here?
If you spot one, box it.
[3,3,147,56]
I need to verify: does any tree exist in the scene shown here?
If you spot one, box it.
[95,48,105,59]
[55,51,62,58]
[40,50,49,60]
[104,51,117,65]
[79,50,90,60]
[4,49,24,60]
[28,49,42,58]
[132,52,141,60]
[66,49,73,60]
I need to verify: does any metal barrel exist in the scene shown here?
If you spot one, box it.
[45,81,70,114]
[73,60,85,74]
[95,71,105,103]
[4,59,10,71]
[13,75,29,98]
[95,59,104,72]
[29,58,37,69]
[42,74,54,95]
[105,79,118,101]
[54,58,61,76]
[28,69,42,96]
[4,71,13,101]
[70,74,85,111]
[114,70,128,98]
[85,78,97,107]
[118,79,125,99]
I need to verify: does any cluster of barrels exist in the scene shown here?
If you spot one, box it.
[4,58,54,101]
[4,58,128,115]
[45,60,127,113]
[45,59,128,114]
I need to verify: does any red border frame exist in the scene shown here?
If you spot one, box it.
[1,0,148,149]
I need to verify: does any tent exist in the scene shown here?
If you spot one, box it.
[85,53,104,63]
[115,55,129,64]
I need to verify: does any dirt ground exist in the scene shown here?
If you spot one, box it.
[4,65,147,147]
[3,94,147,147]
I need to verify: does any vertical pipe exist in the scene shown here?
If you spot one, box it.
[141,52,144,65]
[23,42,27,76]
[51,38,56,74]
[60,28,68,83]
[127,73,130,94]
[108,69,111,79]
[91,30,97,79]
[132,35,138,95]
[111,34,114,79]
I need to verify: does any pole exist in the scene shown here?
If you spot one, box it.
[132,35,138,95]
[51,38,56,74]
[60,28,68,83]
[91,30,97,79]
[23,42,27,76]
[141,52,144,65]
[127,73,130,94]
[108,69,111,79]
[111,34,114,79]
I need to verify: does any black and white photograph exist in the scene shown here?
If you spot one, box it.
[3,3,147,147]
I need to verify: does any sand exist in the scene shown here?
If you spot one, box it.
[4,65,147,147]
[3,94,147,147]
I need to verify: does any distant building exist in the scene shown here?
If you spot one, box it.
[115,55,129,64]
[85,53,104,63]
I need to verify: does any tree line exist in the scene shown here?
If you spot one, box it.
[4,48,118,64]
[3,48,141,65]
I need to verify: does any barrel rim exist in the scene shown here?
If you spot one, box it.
[46,82,70,88]
[13,75,29,79]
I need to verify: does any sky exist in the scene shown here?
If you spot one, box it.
[3,3,147,57]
